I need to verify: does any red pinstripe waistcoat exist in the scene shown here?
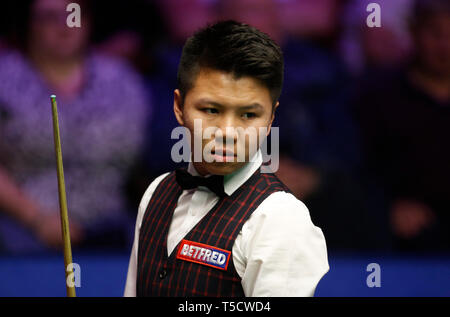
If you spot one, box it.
[136,168,290,297]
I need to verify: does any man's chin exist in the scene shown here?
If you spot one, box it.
[199,161,247,176]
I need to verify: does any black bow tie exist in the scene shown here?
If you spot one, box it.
[175,168,227,198]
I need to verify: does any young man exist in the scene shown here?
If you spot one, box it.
[124,21,329,297]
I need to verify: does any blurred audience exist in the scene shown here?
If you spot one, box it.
[90,0,165,76]
[354,0,450,251]
[0,0,150,253]
[0,0,447,254]
[340,0,414,76]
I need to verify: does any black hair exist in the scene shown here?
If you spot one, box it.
[177,20,284,106]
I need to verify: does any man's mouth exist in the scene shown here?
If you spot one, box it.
[211,149,236,162]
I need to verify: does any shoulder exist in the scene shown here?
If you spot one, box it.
[245,173,306,220]
[135,172,171,230]
[257,172,292,193]
[254,191,312,224]
[237,190,328,266]
[240,190,325,244]
[138,172,172,211]
[236,190,329,296]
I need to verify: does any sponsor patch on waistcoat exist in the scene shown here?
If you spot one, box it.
[176,239,231,270]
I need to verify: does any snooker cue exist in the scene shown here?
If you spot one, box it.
[50,95,76,297]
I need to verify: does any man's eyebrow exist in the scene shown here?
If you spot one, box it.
[240,103,264,111]
[195,99,223,107]
[195,99,264,110]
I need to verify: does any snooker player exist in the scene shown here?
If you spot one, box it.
[124,21,329,296]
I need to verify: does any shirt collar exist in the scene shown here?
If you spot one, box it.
[187,149,263,196]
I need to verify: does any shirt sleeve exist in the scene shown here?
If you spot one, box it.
[233,191,329,297]
[123,172,170,297]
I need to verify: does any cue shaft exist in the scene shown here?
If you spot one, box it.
[50,95,76,297]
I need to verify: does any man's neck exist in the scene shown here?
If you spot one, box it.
[192,161,210,176]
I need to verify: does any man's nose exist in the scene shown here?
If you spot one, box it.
[215,118,239,145]
[214,127,238,146]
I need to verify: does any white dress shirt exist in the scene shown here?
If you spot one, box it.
[124,150,329,297]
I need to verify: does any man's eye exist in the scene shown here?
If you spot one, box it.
[202,108,218,114]
[242,112,256,119]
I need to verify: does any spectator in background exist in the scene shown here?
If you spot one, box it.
[355,0,450,251]
[340,0,414,76]
[0,0,150,253]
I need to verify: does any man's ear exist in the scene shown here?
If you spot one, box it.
[173,89,185,126]
[267,101,279,136]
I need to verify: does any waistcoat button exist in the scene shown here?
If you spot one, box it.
[159,269,167,279]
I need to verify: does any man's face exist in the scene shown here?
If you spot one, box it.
[174,68,278,176]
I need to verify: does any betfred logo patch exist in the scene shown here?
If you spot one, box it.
[176,239,231,271]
